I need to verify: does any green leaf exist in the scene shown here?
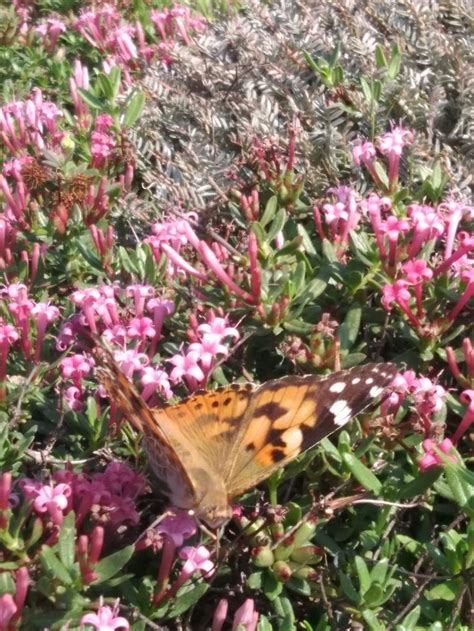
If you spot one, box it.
[355,556,371,593]
[77,88,105,110]
[92,545,134,584]
[375,45,388,68]
[247,571,263,589]
[425,580,460,602]
[338,571,360,604]
[58,512,76,571]
[343,453,382,494]
[263,570,284,601]
[123,91,145,127]
[39,546,73,585]
[260,196,278,228]
[370,558,389,585]
[257,615,273,631]
[167,581,209,617]
[395,605,421,631]
[339,304,362,350]
[267,208,287,242]
[76,239,103,271]
[399,468,441,500]
[286,576,311,597]
[361,609,385,631]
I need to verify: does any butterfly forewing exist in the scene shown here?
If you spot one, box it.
[226,363,397,497]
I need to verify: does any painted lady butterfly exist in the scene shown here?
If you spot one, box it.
[97,356,396,528]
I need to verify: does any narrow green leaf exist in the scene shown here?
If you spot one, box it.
[123,91,145,128]
[355,556,371,593]
[167,582,209,617]
[267,208,287,242]
[370,558,389,585]
[260,196,278,228]
[338,571,360,604]
[343,453,382,494]
[58,512,76,570]
[40,546,73,585]
[395,605,421,630]
[339,305,362,350]
[361,609,385,631]
[77,88,105,110]
[92,545,134,584]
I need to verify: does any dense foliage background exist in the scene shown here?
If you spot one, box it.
[0,1,472,630]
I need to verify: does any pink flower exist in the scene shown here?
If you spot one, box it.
[419,438,456,471]
[378,124,414,189]
[157,510,198,547]
[80,599,129,631]
[36,17,66,52]
[407,204,444,258]
[411,377,446,417]
[197,316,239,344]
[64,385,84,411]
[179,545,214,575]
[212,599,229,631]
[0,594,17,631]
[452,389,474,444]
[382,280,422,329]
[60,354,95,386]
[23,480,72,525]
[126,284,155,317]
[168,349,205,390]
[232,599,259,631]
[127,316,156,342]
[31,301,60,362]
[188,338,228,376]
[112,348,148,379]
[140,366,173,402]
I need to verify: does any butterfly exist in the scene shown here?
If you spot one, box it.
[96,355,397,528]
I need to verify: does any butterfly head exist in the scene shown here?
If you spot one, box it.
[196,503,233,529]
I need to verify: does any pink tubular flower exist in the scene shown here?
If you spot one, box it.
[382,280,421,328]
[232,599,259,631]
[451,389,474,444]
[419,438,456,471]
[80,598,129,631]
[63,385,84,411]
[126,284,155,317]
[127,317,156,347]
[140,366,173,403]
[352,140,381,185]
[112,348,148,380]
[0,472,12,529]
[4,283,34,359]
[70,287,102,333]
[78,526,104,584]
[147,297,175,356]
[31,301,60,362]
[0,320,19,399]
[407,204,444,258]
[401,259,433,317]
[36,17,66,52]
[168,349,205,390]
[197,316,240,345]
[212,599,229,631]
[60,354,95,387]
[23,480,72,525]
[153,511,198,592]
[378,124,414,189]
[0,594,17,631]
[438,198,474,259]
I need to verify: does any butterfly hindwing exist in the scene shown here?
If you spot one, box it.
[95,354,200,510]
[226,363,397,496]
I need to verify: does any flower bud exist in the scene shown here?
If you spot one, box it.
[273,536,295,561]
[290,545,322,565]
[272,560,292,581]
[293,518,318,547]
[251,546,274,568]
[294,566,318,581]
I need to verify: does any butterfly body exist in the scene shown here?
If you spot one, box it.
[97,358,397,528]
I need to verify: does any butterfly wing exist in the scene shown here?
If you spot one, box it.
[95,354,201,510]
[225,363,397,497]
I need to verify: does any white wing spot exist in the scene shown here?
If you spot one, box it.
[329,400,352,426]
[365,377,374,384]
[352,377,361,384]
[369,385,384,398]
[329,381,346,393]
